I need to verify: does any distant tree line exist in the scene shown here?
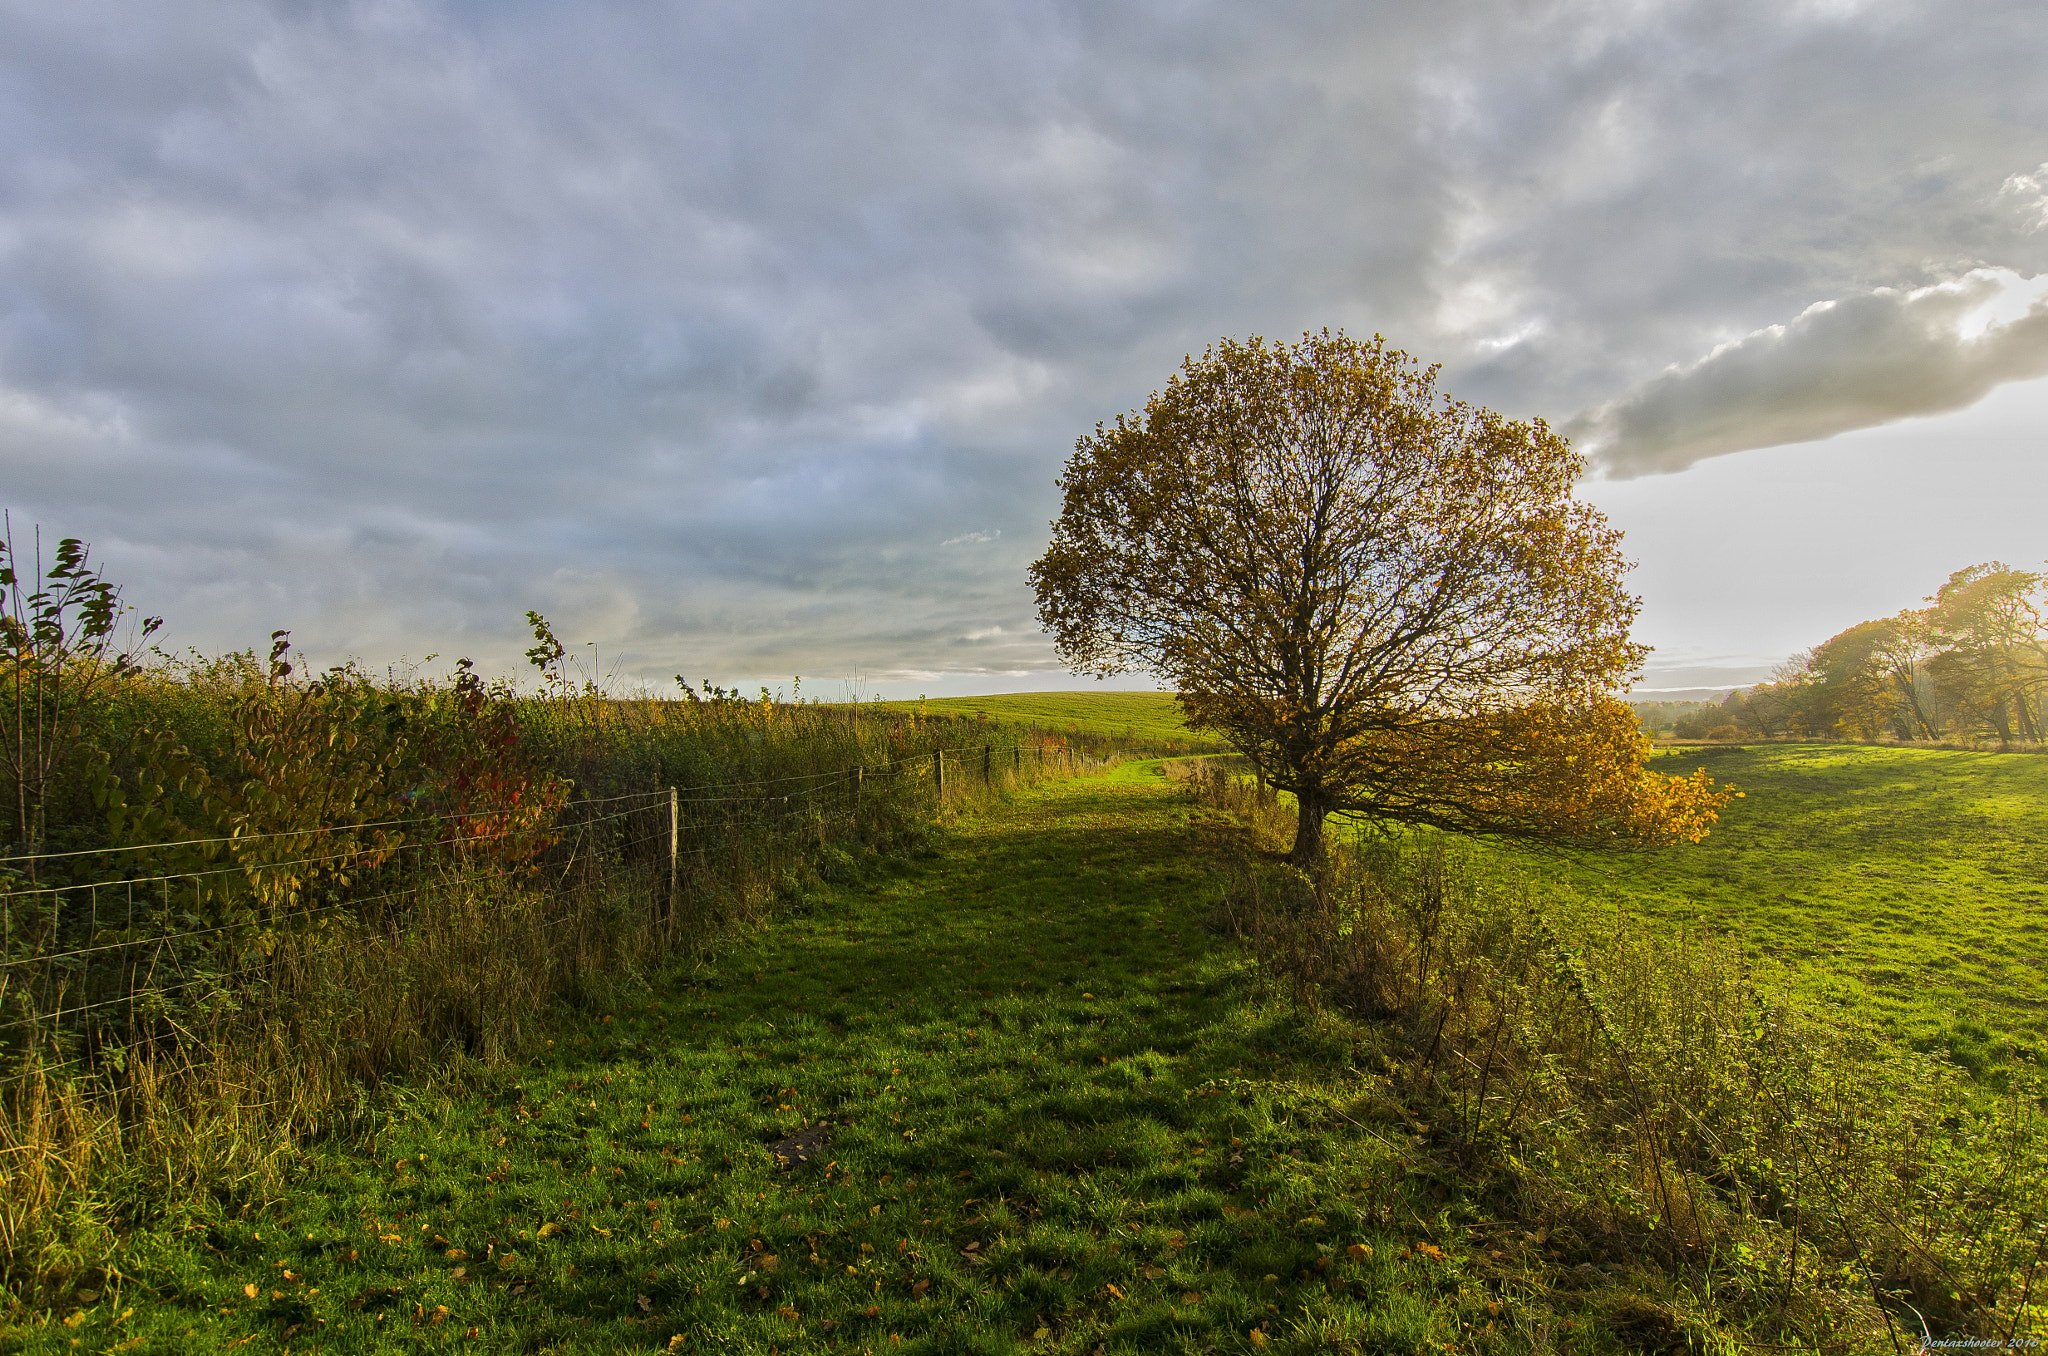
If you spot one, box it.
[1671,562,2048,746]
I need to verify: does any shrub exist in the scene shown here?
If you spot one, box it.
[1199,784,2047,1347]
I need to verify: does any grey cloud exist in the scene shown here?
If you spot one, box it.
[1572,270,2048,477]
[2,0,2047,683]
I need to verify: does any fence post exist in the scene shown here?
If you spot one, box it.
[667,786,679,922]
[853,764,862,832]
[934,749,945,798]
[983,744,991,783]
[1013,744,1020,773]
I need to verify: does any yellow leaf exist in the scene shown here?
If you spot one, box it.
[1346,1243,1372,1262]
[1248,1330,1268,1347]
[1033,1327,1051,1340]
[444,1249,467,1260]
[243,1284,258,1299]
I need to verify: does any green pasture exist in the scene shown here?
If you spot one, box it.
[24,722,2047,1351]
[52,771,1493,1355]
[871,692,1225,750]
[1508,743,2048,1077]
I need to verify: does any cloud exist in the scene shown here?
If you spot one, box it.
[1,0,2046,683]
[1572,269,2048,477]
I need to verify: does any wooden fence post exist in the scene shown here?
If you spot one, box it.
[982,744,991,783]
[934,750,945,798]
[667,786,678,923]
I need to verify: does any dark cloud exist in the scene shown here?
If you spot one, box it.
[2,0,2045,683]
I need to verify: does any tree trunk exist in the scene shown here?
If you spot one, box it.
[1289,787,1331,868]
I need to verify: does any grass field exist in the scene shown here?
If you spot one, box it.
[22,728,2048,1350]
[870,692,1225,751]
[1506,743,2048,1079]
[47,769,1491,1354]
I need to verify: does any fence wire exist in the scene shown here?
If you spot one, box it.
[1,738,1094,1094]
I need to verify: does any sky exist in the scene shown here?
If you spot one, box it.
[3,0,2045,699]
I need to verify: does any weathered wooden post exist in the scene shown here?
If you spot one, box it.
[982,744,991,783]
[667,786,678,923]
[934,749,945,798]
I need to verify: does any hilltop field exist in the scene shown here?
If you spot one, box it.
[20,700,2047,1352]
[868,691,1228,751]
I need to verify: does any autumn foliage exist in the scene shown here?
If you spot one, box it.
[1033,331,1734,862]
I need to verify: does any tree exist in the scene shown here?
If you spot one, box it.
[1029,331,1731,865]
[1923,563,2046,747]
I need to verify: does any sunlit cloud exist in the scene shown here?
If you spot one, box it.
[1572,269,2048,478]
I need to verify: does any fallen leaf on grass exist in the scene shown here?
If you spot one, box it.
[1181,1292,1202,1304]
[910,1280,930,1298]
[1105,1283,1125,1300]
[1248,1329,1268,1347]
[1141,1265,1163,1280]
[862,1305,881,1317]
[243,1284,258,1299]
[1033,1327,1051,1341]
[1346,1243,1372,1262]
[637,1294,652,1313]
[444,1249,467,1259]
[777,1305,800,1321]
[429,1305,449,1325]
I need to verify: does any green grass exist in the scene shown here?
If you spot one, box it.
[1504,743,2048,1075]
[871,692,1225,751]
[44,769,1507,1355]
[27,734,2048,1351]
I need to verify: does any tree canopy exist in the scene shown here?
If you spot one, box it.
[1678,561,2048,746]
[1030,331,1732,865]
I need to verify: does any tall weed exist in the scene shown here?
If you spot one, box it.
[1200,778,2047,1347]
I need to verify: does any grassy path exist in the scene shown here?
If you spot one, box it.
[61,769,1479,1355]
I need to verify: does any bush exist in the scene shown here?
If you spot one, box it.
[1198,788,2047,1347]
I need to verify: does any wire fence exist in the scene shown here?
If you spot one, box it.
[0,738,1103,1097]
